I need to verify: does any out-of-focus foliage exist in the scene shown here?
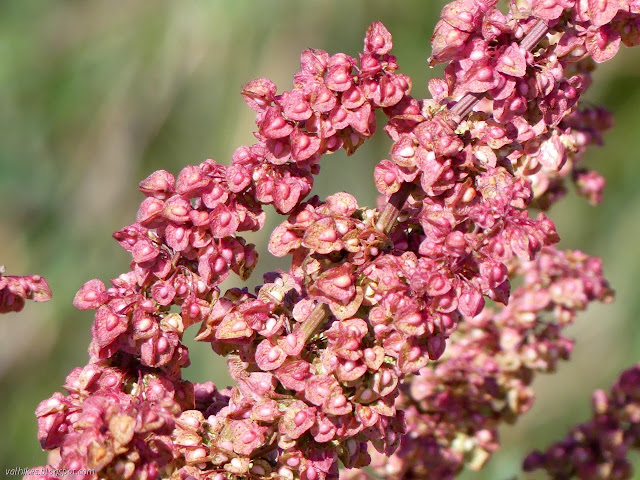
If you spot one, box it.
[0,1,638,477]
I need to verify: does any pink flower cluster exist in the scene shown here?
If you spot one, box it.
[30,22,415,480]
[16,1,640,479]
[424,0,638,212]
[31,363,192,480]
[524,362,640,479]
[67,20,409,381]
[0,266,51,313]
[365,247,613,480]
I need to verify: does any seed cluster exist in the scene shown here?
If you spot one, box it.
[21,1,640,479]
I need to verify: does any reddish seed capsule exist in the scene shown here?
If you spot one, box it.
[219,211,232,227]
[271,116,287,129]
[326,136,339,150]
[490,126,505,138]
[397,145,414,157]
[157,336,169,353]
[278,183,291,200]
[408,346,421,361]
[446,29,462,43]
[213,257,227,273]
[510,97,524,111]
[210,185,224,201]
[174,227,186,241]
[296,210,312,222]
[259,406,273,417]
[458,11,473,23]
[334,109,348,122]
[105,315,119,332]
[319,229,338,242]
[364,348,377,362]
[84,291,98,302]
[172,205,188,217]
[294,411,307,426]
[265,318,277,332]
[470,49,484,61]
[333,274,351,288]
[564,86,577,99]
[318,90,332,103]
[333,395,347,408]
[232,321,246,332]
[405,313,422,326]
[233,173,244,185]
[137,318,153,332]
[384,171,396,184]
[281,231,297,243]
[104,376,118,388]
[298,135,310,149]
[477,67,493,81]
[268,349,280,362]
[344,339,359,350]
[372,34,385,49]
[440,135,452,148]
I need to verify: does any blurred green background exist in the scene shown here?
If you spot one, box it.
[1,1,639,478]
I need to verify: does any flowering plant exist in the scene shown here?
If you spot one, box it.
[8,0,640,479]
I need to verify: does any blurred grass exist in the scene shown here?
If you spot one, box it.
[0,1,639,478]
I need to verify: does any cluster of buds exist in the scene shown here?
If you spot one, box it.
[16,1,640,479]
[32,363,193,480]
[68,19,411,381]
[29,22,414,480]
[364,247,613,480]
[0,265,51,313]
[425,0,638,208]
[523,363,640,479]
